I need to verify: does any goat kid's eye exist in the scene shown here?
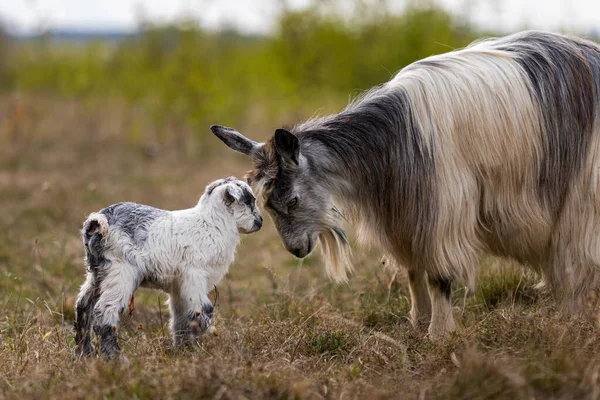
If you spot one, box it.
[287,197,298,208]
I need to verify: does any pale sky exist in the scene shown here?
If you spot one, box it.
[0,0,599,35]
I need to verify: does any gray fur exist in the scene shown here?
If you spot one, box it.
[246,86,436,267]
[74,280,99,357]
[210,125,258,155]
[299,87,436,257]
[212,31,600,338]
[499,32,597,214]
[81,220,108,271]
[99,202,167,245]
[93,325,121,359]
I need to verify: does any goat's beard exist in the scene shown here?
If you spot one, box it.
[318,208,353,282]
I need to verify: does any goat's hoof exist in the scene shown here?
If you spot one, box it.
[409,313,432,332]
[426,332,446,342]
[427,325,456,342]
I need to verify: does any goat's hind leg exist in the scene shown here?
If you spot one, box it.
[93,264,139,360]
[74,272,99,357]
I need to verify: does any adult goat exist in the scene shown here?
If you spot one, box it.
[211,31,600,338]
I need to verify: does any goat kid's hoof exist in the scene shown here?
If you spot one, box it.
[76,343,95,359]
[190,304,214,333]
[190,316,212,334]
[118,355,131,367]
[104,352,130,366]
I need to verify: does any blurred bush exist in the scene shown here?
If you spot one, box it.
[0,26,10,89]
[1,1,478,147]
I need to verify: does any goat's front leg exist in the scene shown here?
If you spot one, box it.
[74,272,99,358]
[427,275,455,340]
[93,264,140,360]
[407,268,432,329]
[169,271,214,347]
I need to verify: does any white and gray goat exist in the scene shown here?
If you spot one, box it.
[211,31,600,340]
[74,177,262,359]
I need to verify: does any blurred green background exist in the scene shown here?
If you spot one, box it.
[1,0,596,152]
[0,2,484,153]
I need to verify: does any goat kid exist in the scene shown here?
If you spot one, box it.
[74,177,262,360]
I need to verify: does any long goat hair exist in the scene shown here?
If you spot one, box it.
[211,31,600,338]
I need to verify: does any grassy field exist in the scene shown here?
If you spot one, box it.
[1,5,599,397]
[1,94,600,400]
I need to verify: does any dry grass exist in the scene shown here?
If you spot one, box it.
[2,94,600,399]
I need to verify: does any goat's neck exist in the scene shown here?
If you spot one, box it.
[301,136,360,203]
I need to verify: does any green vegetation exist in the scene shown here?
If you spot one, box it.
[0,4,477,148]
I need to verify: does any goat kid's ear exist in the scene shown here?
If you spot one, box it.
[222,185,239,207]
[274,128,299,166]
[210,125,258,156]
[205,180,221,196]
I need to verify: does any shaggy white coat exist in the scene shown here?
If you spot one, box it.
[74,178,262,358]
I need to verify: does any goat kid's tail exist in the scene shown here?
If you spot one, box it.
[82,212,109,243]
[82,213,109,270]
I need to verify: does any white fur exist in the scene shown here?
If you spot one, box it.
[75,178,261,356]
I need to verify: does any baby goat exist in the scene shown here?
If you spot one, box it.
[74,177,262,360]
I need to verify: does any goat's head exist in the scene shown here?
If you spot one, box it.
[211,125,351,281]
[203,177,263,234]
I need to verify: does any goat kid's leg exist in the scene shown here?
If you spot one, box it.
[93,265,139,360]
[168,295,214,347]
[427,276,455,340]
[408,269,432,329]
[182,271,215,335]
[168,294,194,348]
[193,294,214,333]
[168,295,188,348]
[169,272,214,347]
[74,272,99,357]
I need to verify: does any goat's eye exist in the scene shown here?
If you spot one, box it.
[287,197,298,208]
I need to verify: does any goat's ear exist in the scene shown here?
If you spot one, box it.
[210,125,258,156]
[274,128,299,166]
